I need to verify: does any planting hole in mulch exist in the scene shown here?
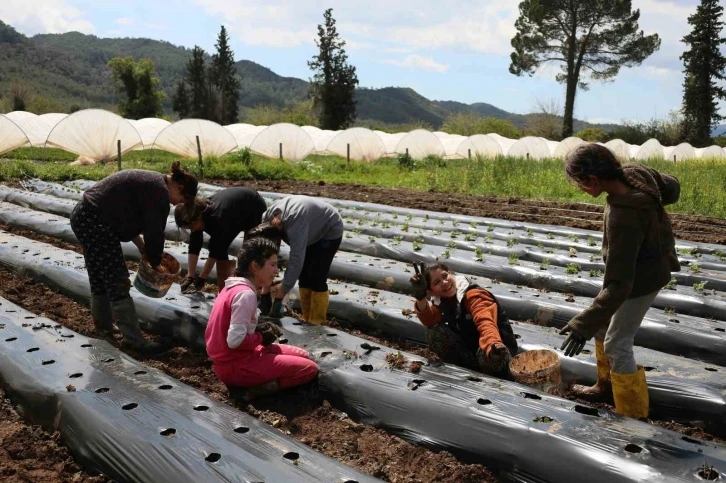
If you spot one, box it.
[407,379,427,391]
[233,426,250,434]
[574,405,600,417]
[705,367,719,372]
[682,436,703,445]
[95,388,110,394]
[103,358,114,363]
[121,403,138,411]
[320,351,332,358]
[283,451,299,461]
[643,366,656,372]
[27,347,39,352]
[205,453,221,463]
[359,364,373,372]
[698,465,720,481]
[42,359,55,365]
[5,337,17,342]
[81,343,93,347]
[69,373,83,379]
[624,444,643,454]
[521,392,542,400]
[160,428,176,436]
[158,385,173,390]
[193,405,209,411]
[477,398,492,406]
[467,376,483,382]
[134,370,147,376]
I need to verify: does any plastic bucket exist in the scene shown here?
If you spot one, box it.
[133,252,181,298]
[509,349,563,396]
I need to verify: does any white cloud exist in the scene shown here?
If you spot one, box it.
[0,0,94,35]
[383,55,449,73]
[115,17,133,26]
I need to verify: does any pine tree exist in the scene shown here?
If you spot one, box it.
[172,80,190,119]
[107,57,165,119]
[680,0,726,146]
[510,0,660,138]
[186,46,209,119]
[308,8,359,130]
[211,26,241,125]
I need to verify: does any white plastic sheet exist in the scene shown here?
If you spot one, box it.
[225,123,267,149]
[696,145,726,160]
[152,119,237,158]
[508,136,551,160]
[302,127,338,154]
[45,109,142,160]
[663,143,696,162]
[553,137,586,158]
[326,127,387,162]
[128,118,171,150]
[604,139,632,161]
[455,134,503,159]
[433,132,467,158]
[633,138,665,160]
[394,129,446,160]
[375,131,406,155]
[3,111,36,147]
[0,115,31,155]
[249,123,315,162]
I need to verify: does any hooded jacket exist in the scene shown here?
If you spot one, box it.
[568,164,681,339]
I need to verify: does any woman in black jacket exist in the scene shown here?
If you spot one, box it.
[175,187,267,292]
[70,161,198,355]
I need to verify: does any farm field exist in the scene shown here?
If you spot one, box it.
[0,177,725,482]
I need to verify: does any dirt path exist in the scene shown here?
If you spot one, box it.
[214,179,726,245]
[0,269,497,483]
[0,388,108,483]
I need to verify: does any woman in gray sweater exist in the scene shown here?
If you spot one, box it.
[250,195,344,325]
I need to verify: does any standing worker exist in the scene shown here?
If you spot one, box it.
[249,195,343,324]
[70,161,198,355]
[559,144,680,419]
[174,187,267,293]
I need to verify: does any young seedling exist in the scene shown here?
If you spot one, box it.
[446,241,457,249]
[424,214,429,220]
[693,281,708,292]
[665,277,677,290]
[470,221,478,228]
[569,247,578,257]
[434,229,443,235]
[714,250,726,262]
[565,263,581,275]
[412,240,423,252]
[589,254,602,262]
[406,214,413,221]
[464,233,477,242]
[483,235,493,243]
[507,239,517,248]
[664,307,676,315]
[537,242,545,249]
[526,229,534,238]
[392,213,398,219]
[402,222,410,232]
[345,233,352,239]
[450,231,460,239]
[357,218,365,226]
[689,263,702,274]
[391,235,403,246]
[508,253,519,265]
[588,236,597,247]
[546,233,555,240]
[442,249,451,259]
[474,247,485,262]
[487,223,494,232]
[368,235,377,243]
[353,228,362,235]
[452,220,459,227]
[589,269,604,277]
[539,259,550,271]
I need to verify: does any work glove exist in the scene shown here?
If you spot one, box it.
[256,322,283,345]
[559,325,588,357]
[258,292,273,315]
[268,298,285,318]
[409,262,428,300]
[181,276,206,294]
[487,343,510,364]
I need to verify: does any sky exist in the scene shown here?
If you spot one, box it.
[1,0,724,125]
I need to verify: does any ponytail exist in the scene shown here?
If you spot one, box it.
[174,197,209,228]
[169,161,198,202]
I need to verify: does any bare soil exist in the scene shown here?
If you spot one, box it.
[213,179,726,245]
[0,389,108,483]
[0,268,497,483]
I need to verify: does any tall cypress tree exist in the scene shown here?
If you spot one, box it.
[681,0,726,146]
[308,8,359,130]
[211,26,241,125]
[186,46,209,119]
[172,80,190,119]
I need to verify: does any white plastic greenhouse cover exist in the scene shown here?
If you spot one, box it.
[152,119,237,158]
[27,114,68,147]
[604,139,631,161]
[0,115,30,155]
[545,139,560,156]
[433,132,467,158]
[696,145,726,159]
[633,138,664,160]
[394,130,446,160]
[375,131,406,155]
[45,109,142,160]
[326,127,387,162]
[455,134,503,159]
[129,118,171,150]
[3,111,37,147]
[507,136,551,160]
[226,124,267,148]
[663,143,696,162]
[308,129,338,154]
[554,137,586,158]
[249,123,315,162]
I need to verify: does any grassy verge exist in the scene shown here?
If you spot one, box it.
[1,149,725,218]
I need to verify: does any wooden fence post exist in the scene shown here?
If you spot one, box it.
[196,135,203,179]
[117,140,121,171]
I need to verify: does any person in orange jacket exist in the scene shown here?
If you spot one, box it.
[409,262,518,377]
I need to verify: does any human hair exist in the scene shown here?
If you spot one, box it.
[564,144,625,185]
[169,160,199,202]
[423,262,454,289]
[236,237,279,278]
[245,222,282,248]
[174,198,210,228]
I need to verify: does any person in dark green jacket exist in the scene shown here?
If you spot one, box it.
[559,143,680,420]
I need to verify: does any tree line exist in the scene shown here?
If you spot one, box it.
[100,1,724,146]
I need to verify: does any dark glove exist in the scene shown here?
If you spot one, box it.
[487,343,510,363]
[256,322,283,345]
[180,276,195,292]
[559,325,588,357]
[269,298,285,318]
[409,262,428,300]
[258,293,272,315]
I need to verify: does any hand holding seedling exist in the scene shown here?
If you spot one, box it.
[559,325,587,357]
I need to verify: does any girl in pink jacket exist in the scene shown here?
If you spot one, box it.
[205,237,318,398]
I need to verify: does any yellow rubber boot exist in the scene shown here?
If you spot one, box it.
[611,366,649,420]
[308,290,329,326]
[570,340,611,400]
[298,288,312,322]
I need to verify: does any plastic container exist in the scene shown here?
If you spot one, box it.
[133,252,181,298]
[510,349,563,396]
